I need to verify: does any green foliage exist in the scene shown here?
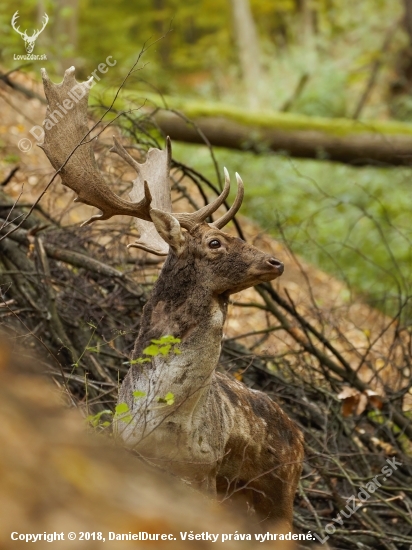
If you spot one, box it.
[132,390,146,400]
[174,142,412,316]
[157,392,175,406]
[4,154,20,164]
[114,402,133,424]
[127,335,181,365]
[86,409,112,428]
[89,335,180,430]
[0,0,403,120]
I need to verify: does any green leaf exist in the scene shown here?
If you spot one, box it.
[165,336,181,344]
[85,409,112,428]
[159,345,171,355]
[164,392,175,405]
[133,390,146,400]
[115,402,130,415]
[174,347,181,355]
[151,335,181,345]
[143,344,160,356]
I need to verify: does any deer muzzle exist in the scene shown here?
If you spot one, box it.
[267,257,284,274]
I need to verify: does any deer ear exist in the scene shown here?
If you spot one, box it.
[150,209,185,254]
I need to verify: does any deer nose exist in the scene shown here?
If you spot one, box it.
[267,258,284,272]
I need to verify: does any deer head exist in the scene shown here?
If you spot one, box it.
[149,176,283,297]
[11,11,48,54]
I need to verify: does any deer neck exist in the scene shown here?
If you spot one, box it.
[132,255,228,373]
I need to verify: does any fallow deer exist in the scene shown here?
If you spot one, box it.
[40,67,304,528]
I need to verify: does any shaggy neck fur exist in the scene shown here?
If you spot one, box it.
[132,250,229,362]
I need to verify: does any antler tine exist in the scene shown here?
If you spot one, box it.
[39,67,152,225]
[212,171,244,229]
[174,168,231,231]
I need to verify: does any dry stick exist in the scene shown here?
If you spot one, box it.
[171,161,210,207]
[257,283,412,440]
[263,283,355,378]
[0,244,42,313]
[34,237,78,363]
[0,218,124,279]
[140,90,222,190]
[0,191,58,226]
[352,18,400,119]
[353,304,404,383]
[256,284,351,382]
[0,166,19,187]
[33,241,108,403]
[0,185,24,231]
[1,239,91,389]
[224,324,282,342]
[170,175,202,212]
[298,481,332,550]
[0,68,46,103]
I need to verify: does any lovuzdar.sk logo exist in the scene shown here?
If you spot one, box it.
[11,10,48,60]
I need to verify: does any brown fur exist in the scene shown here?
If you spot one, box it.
[117,222,304,528]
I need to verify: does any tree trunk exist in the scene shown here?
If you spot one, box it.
[296,0,314,44]
[229,0,262,110]
[389,0,412,102]
[36,0,49,52]
[153,0,170,68]
[53,0,78,70]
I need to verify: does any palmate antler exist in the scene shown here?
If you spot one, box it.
[39,67,244,255]
[40,68,153,223]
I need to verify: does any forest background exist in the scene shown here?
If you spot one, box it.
[1,2,412,548]
[0,0,411,317]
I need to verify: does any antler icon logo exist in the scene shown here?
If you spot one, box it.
[11,11,48,54]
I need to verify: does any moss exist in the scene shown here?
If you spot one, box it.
[90,87,412,139]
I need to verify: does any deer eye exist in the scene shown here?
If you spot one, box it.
[209,239,221,249]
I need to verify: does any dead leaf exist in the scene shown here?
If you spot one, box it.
[338,387,359,400]
[365,389,384,410]
[356,393,368,415]
[337,387,384,416]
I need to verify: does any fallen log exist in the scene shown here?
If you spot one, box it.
[151,109,412,166]
[92,89,412,166]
